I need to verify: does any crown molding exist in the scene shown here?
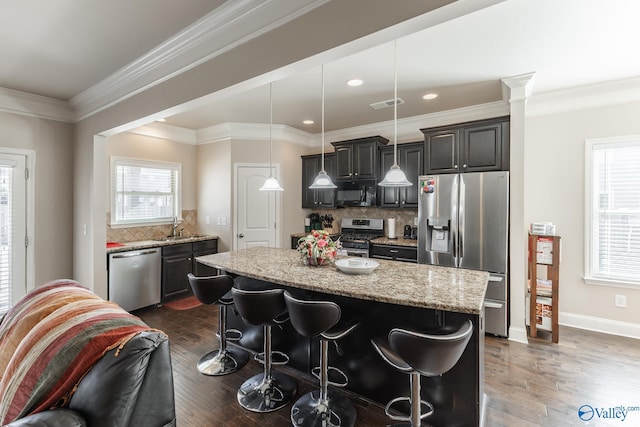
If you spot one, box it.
[69,0,329,121]
[527,76,640,117]
[316,101,510,146]
[0,87,73,122]
[127,122,197,145]
[196,122,314,147]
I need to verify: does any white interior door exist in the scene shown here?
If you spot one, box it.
[235,165,280,250]
[0,153,27,315]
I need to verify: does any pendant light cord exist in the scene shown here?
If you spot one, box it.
[321,64,326,173]
[269,83,273,173]
[393,40,398,166]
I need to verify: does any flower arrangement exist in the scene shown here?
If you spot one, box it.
[296,229,341,266]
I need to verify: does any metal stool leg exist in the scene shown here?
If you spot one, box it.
[385,372,434,427]
[291,339,357,427]
[197,305,249,376]
[237,324,297,412]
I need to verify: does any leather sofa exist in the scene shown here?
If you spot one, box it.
[0,281,176,427]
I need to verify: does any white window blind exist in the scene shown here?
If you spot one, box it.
[0,163,13,314]
[111,157,181,226]
[585,136,640,287]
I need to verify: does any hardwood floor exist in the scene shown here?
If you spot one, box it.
[137,304,640,427]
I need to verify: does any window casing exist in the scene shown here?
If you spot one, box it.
[111,157,181,227]
[584,136,640,288]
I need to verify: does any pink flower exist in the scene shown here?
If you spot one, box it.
[317,239,327,248]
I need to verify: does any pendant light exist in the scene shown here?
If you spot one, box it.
[309,65,337,189]
[259,82,284,191]
[378,40,412,187]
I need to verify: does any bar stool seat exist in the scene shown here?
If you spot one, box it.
[371,320,473,427]
[187,273,249,376]
[284,291,360,427]
[231,287,297,413]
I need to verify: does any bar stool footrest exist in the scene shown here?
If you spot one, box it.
[311,366,349,388]
[384,396,434,422]
[254,350,290,366]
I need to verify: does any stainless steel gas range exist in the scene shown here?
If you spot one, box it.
[339,218,384,257]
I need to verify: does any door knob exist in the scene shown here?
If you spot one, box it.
[238,233,244,238]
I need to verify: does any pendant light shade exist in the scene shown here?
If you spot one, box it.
[309,65,337,190]
[379,40,412,188]
[259,83,283,191]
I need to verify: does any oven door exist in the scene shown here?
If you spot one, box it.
[343,248,369,257]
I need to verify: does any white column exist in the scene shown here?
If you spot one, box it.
[502,73,535,344]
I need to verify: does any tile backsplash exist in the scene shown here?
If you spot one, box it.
[107,210,198,243]
[302,207,418,235]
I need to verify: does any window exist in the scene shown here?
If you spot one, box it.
[111,157,181,226]
[585,136,640,287]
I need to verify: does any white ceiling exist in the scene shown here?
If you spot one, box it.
[3,0,640,135]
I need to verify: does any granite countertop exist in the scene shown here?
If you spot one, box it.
[106,235,218,254]
[197,247,488,314]
[370,237,418,247]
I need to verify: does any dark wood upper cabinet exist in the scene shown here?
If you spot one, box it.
[379,142,424,208]
[301,153,336,208]
[331,136,388,181]
[422,117,510,174]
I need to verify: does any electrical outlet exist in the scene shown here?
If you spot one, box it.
[414,216,419,226]
[206,215,210,225]
[615,294,627,308]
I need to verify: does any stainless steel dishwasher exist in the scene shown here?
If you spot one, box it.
[108,248,161,312]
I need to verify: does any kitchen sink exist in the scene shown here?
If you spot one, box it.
[155,235,205,242]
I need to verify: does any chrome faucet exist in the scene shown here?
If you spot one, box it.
[172,216,180,238]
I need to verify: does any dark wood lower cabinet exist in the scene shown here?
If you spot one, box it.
[370,243,417,263]
[161,239,218,301]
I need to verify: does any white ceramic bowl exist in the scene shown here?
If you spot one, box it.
[335,258,379,275]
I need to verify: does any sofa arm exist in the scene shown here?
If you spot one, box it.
[4,409,86,427]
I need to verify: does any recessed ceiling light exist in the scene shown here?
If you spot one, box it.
[303,120,314,125]
[157,118,166,122]
[422,93,438,100]
[346,79,363,87]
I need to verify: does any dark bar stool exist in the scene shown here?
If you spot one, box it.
[231,287,297,412]
[187,273,249,376]
[284,291,360,427]
[371,320,473,426]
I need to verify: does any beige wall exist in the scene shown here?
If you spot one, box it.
[196,140,232,251]
[105,132,197,210]
[526,101,640,325]
[196,137,309,252]
[0,111,74,287]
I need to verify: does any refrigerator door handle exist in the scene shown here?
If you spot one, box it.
[458,174,465,265]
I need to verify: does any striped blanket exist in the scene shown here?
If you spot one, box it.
[0,280,157,425]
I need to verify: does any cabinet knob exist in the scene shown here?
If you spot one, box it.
[238,233,244,238]
[354,172,358,176]
[462,163,467,168]
[454,164,458,169]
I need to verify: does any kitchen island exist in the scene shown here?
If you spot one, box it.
[197,247,488,426]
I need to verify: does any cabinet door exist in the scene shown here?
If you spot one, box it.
[354,141,376,179]
[398,143,424,207]
[378,147,399,207]
[192,239,218,276]
[335,145,353,180]
[301,156,319,208]
[461,122,503,172]
[162,251,192,300]
[425,129,459,174]
[317,154,336,207]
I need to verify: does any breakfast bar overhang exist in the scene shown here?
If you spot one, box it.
[197,247,489,426]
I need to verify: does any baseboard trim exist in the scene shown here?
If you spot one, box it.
[559,312,640,339]
[507,326,528,344]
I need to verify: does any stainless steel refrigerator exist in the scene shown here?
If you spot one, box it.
[418,171,509,336]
